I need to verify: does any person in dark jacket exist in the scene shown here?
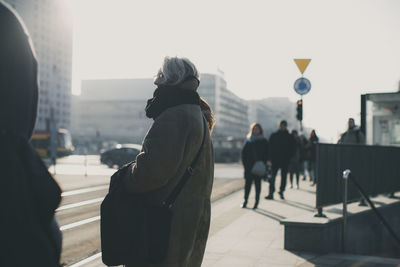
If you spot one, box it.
[122,57,214,267]
[288,130,301,189]
[265,120,295,200]
[241,123,269,209]
[0,2,62,266]
[338,118,365,144]
[307,129,319,185]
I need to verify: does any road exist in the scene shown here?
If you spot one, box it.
[51,155,243,266]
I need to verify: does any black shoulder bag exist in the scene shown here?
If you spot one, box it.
[250,141,267,177]
[101,118,207,266]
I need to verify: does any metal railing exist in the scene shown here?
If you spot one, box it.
[341,169,400,252]
[315,143,400,213]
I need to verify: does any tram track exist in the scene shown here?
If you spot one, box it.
[54,159,243,266]
[57,185,107,266]
[60,178,244,266]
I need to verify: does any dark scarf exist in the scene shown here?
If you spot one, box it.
[249,134,266,142]
[145,85,201,119]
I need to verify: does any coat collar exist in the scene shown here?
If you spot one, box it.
[145,84,200,119]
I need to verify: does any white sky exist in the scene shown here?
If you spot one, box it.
[70,0,400,142]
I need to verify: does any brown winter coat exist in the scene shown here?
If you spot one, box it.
[122,103,214,267]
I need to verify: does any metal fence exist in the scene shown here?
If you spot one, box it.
[316,143,400,208]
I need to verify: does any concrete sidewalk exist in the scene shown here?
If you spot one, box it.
[77,178,400,267]
[203,180,400,267]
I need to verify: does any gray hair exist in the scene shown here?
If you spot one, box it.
[158,56,199,86]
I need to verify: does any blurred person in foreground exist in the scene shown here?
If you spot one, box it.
[338,118,365,144]
[265,120,295,200]
[122,56,215,267]
[307,129,319,186]
[241,123,269,209]
[0,2,62,266]
[288,130,301,189]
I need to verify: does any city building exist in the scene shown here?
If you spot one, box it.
[5,0,73,131]
[72,74,249,153]
[248,98,298,138]
[361,92,400,146]
[198,73,249,138]
[71,79,154,146]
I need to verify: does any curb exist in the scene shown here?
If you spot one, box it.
[211,179,244,202]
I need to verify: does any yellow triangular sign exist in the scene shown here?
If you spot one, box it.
[294,59,311,74]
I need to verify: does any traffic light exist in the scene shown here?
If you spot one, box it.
[296,99,303,121]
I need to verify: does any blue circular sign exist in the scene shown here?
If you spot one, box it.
[294,77,311,95]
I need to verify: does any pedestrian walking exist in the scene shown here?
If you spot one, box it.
[0,2,62,266]
[338,118,365,144]
[299,134,309,181]
[338,118,367,204]
[120,57,215,267]
[288,130,301,189]
[241,123,269,209]
[307,129,319,185]
[265,120,295,200]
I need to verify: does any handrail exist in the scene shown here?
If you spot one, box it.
[342,170,350,252]
[316,143,400,209]
[342,169,400,250]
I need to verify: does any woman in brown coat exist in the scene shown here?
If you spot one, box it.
[122,56,215,267]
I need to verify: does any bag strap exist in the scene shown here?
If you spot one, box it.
[163,117,207,208]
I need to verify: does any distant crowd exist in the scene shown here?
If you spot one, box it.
[241,117,365,208]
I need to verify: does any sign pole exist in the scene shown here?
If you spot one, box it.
[300,96,303,133]
[293,58,311,133]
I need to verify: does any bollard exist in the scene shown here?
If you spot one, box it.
[342,169,351,253]
[84,154,88,177]
[359,198,368,206]
[314,207,327,218]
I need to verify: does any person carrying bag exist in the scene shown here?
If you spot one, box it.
[101,118,207,265]
[101,57,215,267]
[241,123,269,209]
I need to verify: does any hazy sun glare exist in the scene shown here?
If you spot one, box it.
[70,0,400,141]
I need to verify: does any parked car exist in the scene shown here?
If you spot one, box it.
[100,144,142,168]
